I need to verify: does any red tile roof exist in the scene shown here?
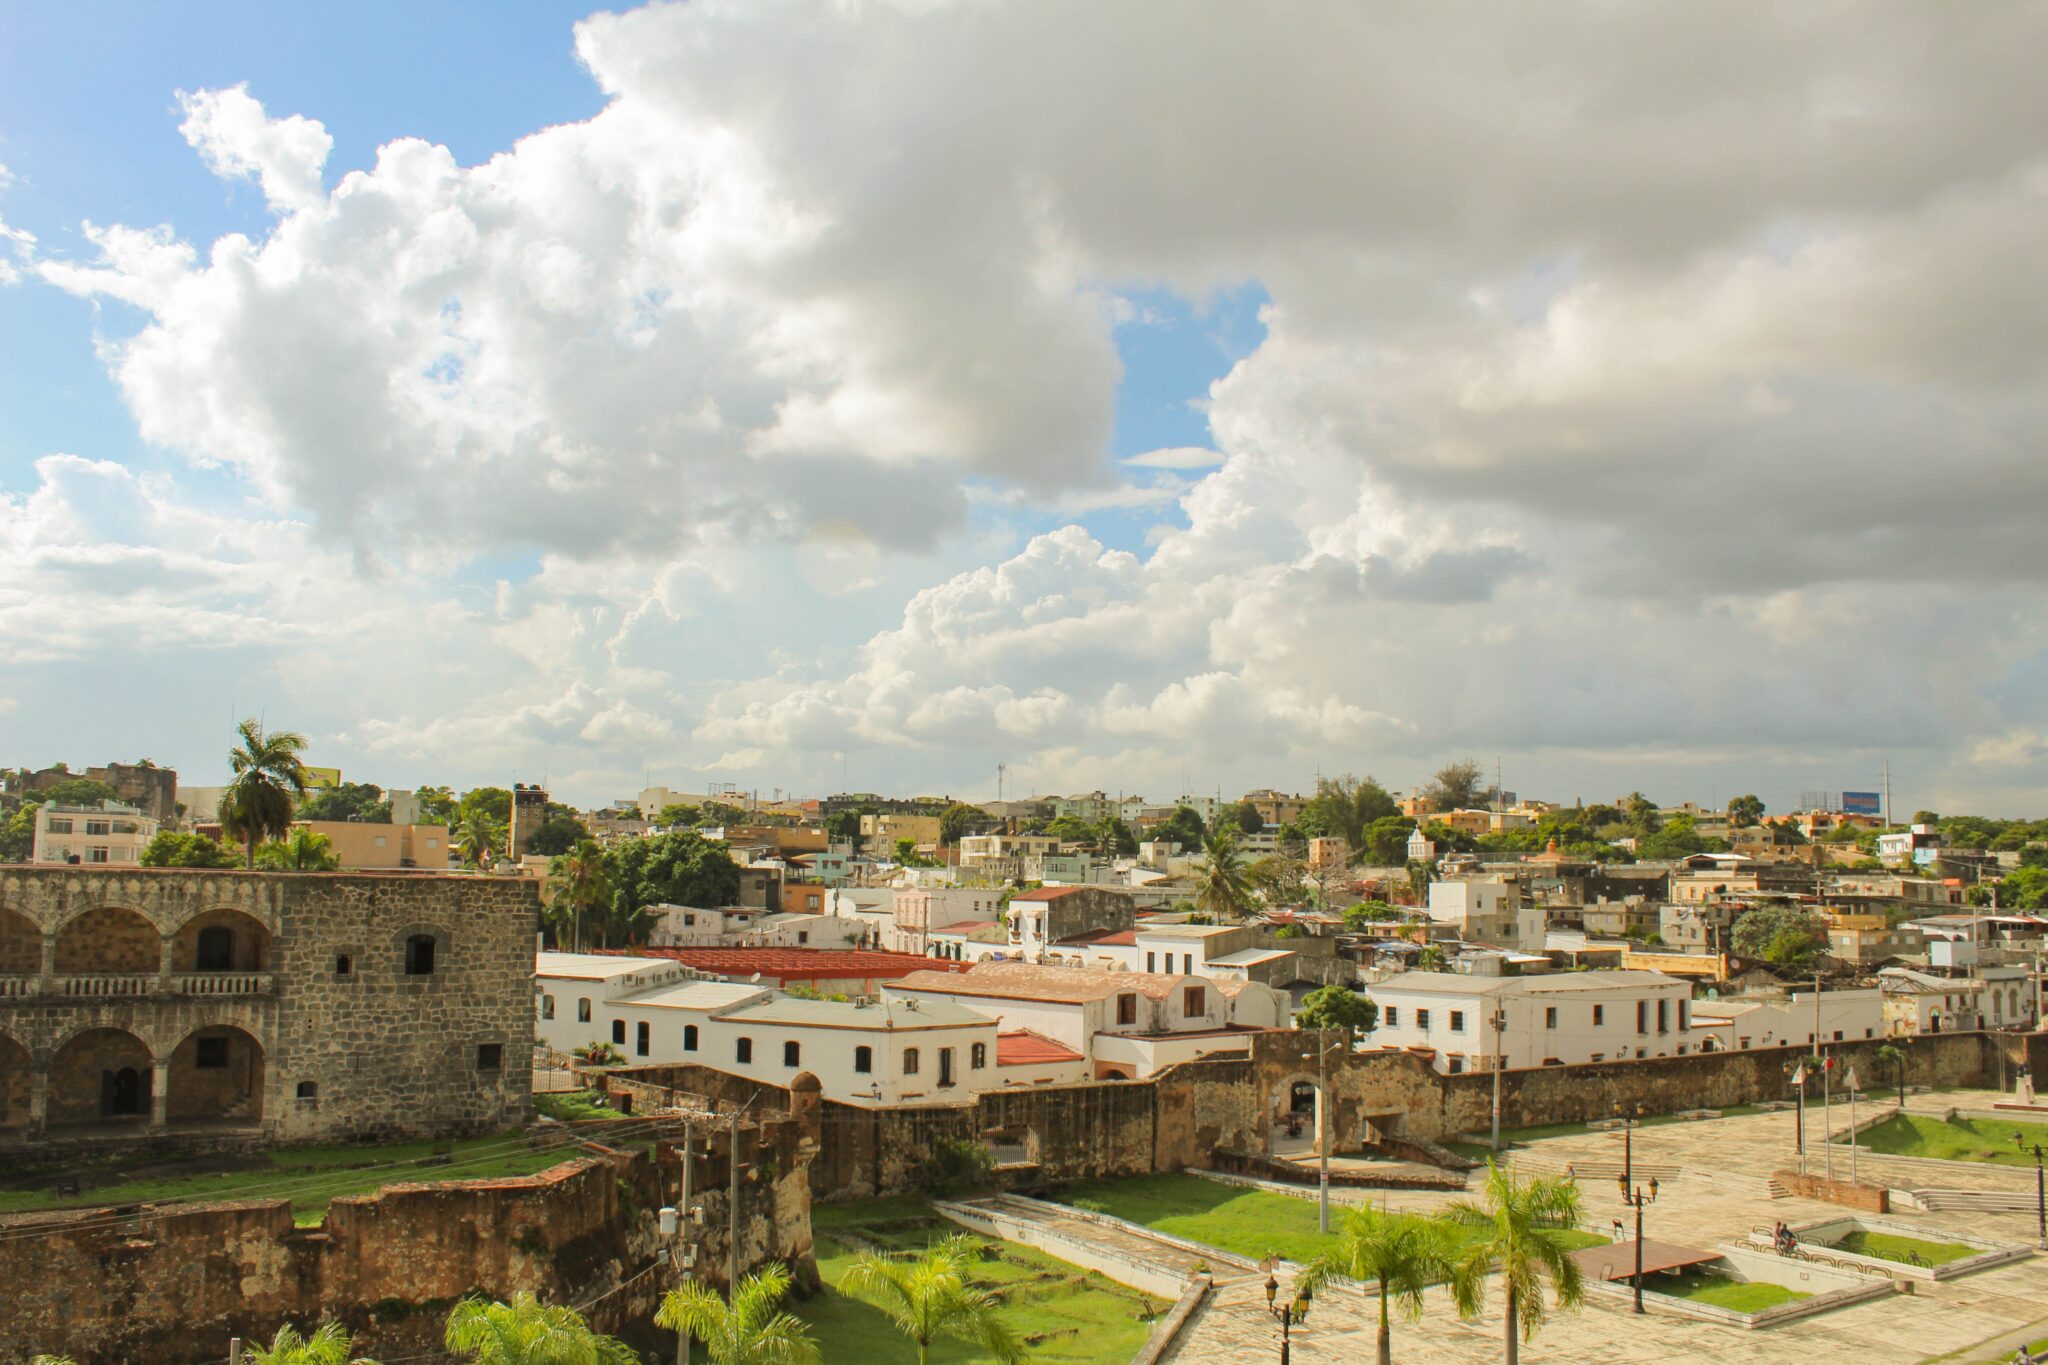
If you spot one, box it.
[621,947,972,982]
[996,1029,1085,1066]
[1056,928,1137,946]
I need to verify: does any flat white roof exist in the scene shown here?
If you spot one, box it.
[537,952,673,981]
[619,980,770,1011]
[1209,949,1293,966]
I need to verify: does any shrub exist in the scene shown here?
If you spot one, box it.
[917,1137,998,1196]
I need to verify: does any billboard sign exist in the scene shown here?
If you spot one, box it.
[1841,790,1882,815]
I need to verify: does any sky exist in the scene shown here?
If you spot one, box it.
[3,1,2047,817]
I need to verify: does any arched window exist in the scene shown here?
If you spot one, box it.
[611,1019,626,1046]
[783,1040,800,1067]
[854,1045,872,1073]
[577,998,592,1022]
[404,934,436,976]
[903,1047,920,1075]
[736,1037,753,1064]
[971,1042,987,1069]
[540,994,556,1020]
[684,1024,699,1052]
[195,926,235,971]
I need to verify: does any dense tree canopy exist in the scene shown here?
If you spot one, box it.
[1726,793,1766,828]
[1298,774,1400,850]
[938,802,984,844]
[457,786,513,826]
[1296,984,1379,1039]
[1425,760,1485,810]
[413,786,459,825]
[297,782,391,824]
[140,830,238,868]
[523,807,592,857]
[605,829,742,940]
[1730,903,1829,968]
[1156,804,1206,851]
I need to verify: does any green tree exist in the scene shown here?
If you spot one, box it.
[938,802,984,845]
[1248,853,1308,904]
[244,1321,380,1365]
[1726,794,1766,828]
[604,829,743,942]
[218,718,311,868]
[662,802,707,830]
[29,777,122,807]
[457,786,514,826]
[1225,800,1266,835]
[840,1236,1023,1365]
[1158,805,1207,850]
[1095,816,1139,856]
[443,1292,635,1365]
[1302,1209,1480,1365]
[1044,814,1098,844]
[1872,1042,1907,1108]
[413,785,459,825]
[1425,760,1485,811]
[140,830,238,868]
[254,827,341,872]
[1344,899,1401,929]
[1364,815,1417,866]
[1447,1161,1585,1365]
[1730,903,1829,967]
[457,810,502,868]
[1635,814,1726,860]
[547,840,613,951]
[1621,792,1661,836]
[1415,944,1448,971]
[823,809,860,841]
[657,1263,818,1365]
[296,782,391,824]
[0,803,43,862]
[1296,985,1378,1041]
[1193,830,1250,920]
[525,807,592,857]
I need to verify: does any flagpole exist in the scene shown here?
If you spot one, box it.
[1793,1060,1808,1176]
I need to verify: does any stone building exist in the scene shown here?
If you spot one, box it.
[5,761,180,823]
[0,866,537,1147]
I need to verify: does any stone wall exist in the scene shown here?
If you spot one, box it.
[1776,1170,1889,1212]
[0,867,538,1147]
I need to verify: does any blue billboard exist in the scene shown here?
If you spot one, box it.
[1841,791,1882,815]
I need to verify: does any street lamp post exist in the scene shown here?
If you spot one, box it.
[1489,1008,1507,1152]
[1315,1033,1345,1233]
[1615,1101,1642,1187]
[1618,1175,1660,1314]
[2016,1132,2048,1250]
[1263,1273,1313,1364]
[1791,1059,1809,1175]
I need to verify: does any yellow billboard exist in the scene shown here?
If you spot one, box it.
[303,766,343,790]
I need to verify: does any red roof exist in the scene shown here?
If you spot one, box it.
[1056,928,1137,946]
[1010,886,1092,902]
[623,947,973,982]
[996,1029,1085,1066]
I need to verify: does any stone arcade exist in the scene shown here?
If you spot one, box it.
[0,866,538,1146]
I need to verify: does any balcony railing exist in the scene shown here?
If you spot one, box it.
[172,972,276,997]
[55,974,155,998]
[0,976,32,999]
[0,973,281,1001]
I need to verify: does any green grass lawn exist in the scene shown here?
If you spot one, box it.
[1851,1113,2048,1168]
[1833,1228,1979,1267]
[798,1197,1165,1364]
[0,1129,596,1226]
[1049,1172,1604,1267]
[1652,1269,1809,1313]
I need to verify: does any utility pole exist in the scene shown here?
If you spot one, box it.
[727,1108,744,1300]
[678,1120,695,1365]
[1882,760,1892,828]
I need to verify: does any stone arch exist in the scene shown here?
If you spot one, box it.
[48,1026,154,1127]
[53,903,161,975]
[0,907,39,975]
[169,907,272,973]
[1266,1071,1324,1159]
[165,1023,266,1125]
[391,921,454,978]
[0,1031,29,1129]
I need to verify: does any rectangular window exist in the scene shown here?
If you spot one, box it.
[1450,1010,1466,1032]
[541,995,555,1020]
[86,820,110,836]
[88,847,110,863]
[636,1022,650,1056]
[684,1024,699,1051]
[1545,1007,1557,1029]
[48,818,72,834]
[903,1047,920,1075]
[1656,999,1669,1034]
[1183,986,1205,1017]
[1383,1006,1398,1027]
[1447,1057,1463,1074]
[612,1019,626,1046]
[577,998,591,1022]
[1117,994,1137,1026]
[477,1043,503,1071]
[783,1040,801,1067]
[1416,1008,1431,1030]
[736,1037,753,1064]
[1636,1000,1647,1034]
[1593,1004,1603,1025]
[938,1047,955,1088]
[1678,999,1689,1031]
[854,1045,872,1073]
[1145,951,1156,973]
[1182,953,1193,974]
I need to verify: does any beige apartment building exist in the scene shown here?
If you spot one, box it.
[299,821,452,870]
[32,801,158,866]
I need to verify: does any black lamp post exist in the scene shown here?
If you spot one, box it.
[1618,1175,1660,1314]
[1263,1273,1313,1363]
[1615,1101,1643,1187]
[2017,1132,2047,1250]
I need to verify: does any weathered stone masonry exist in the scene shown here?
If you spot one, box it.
[0,867,538,1145]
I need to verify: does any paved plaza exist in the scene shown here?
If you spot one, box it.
[1058,1088,2048,1364]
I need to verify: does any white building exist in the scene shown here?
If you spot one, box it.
[1406,828,1437,863]
[1426,876,1542,951]
[645,904,764,947]
[33,800,158,866]
[884,960,1285,1080]
[891,886,1009,953]
[1365,969,1699,1074]
[1689,989,1884,1052]
[533,952,1070,1104]
[1878,965,2035,1035]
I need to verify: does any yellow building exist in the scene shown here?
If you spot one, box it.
[299,821,452,870]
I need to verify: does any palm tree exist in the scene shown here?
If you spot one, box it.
[655,1262,820,1365]
[457,809,501,869]
[1194,829,1251,921]
[443,1293,635,1365]
[244,1321,380,1364]
[548,839,613,952]
[1445,1161,1585,1365]
[839,1235,1022,1365]
[255,827,340,872]
[1301,1209,1480,1365]
[219,718,310,868]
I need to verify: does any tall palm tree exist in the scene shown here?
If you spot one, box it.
[548,839,613,952]
[255,827,339,873]
[1446,1161,1585,1365]
[655,1262,820,1365]
[1301,1209,1480,1365]
[457,809,501,869]
[219,718,310,868]
[443,1293,635,1365]
[1194,829,1250,921]
[840,1235,1022,1365]
[244,1321,380,1365]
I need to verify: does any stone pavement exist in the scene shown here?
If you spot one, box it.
[1124,1089,2046,1363]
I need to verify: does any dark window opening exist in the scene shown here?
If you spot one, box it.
[195,1036,230,1069]
[101,1067,148,1117]
[335,953,353,977]
[477,1043,503,1071]
[577,997,592,1022]
[405,934,437,976]
[684,1024,699,1051]
[784,1040,801,1067]
[1117,993,1137,1026]
[937,1048,955,1088]
[195,926,235,971]
[611,1019,626,1046]
[296,1081,318,1100]
[971,1042,987,1069]
[903,1047,920,1075]
[736,1037,753,1064]
[854,1045,873,1073]
[540,995,555,1019]
[636,1021,650,1057]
